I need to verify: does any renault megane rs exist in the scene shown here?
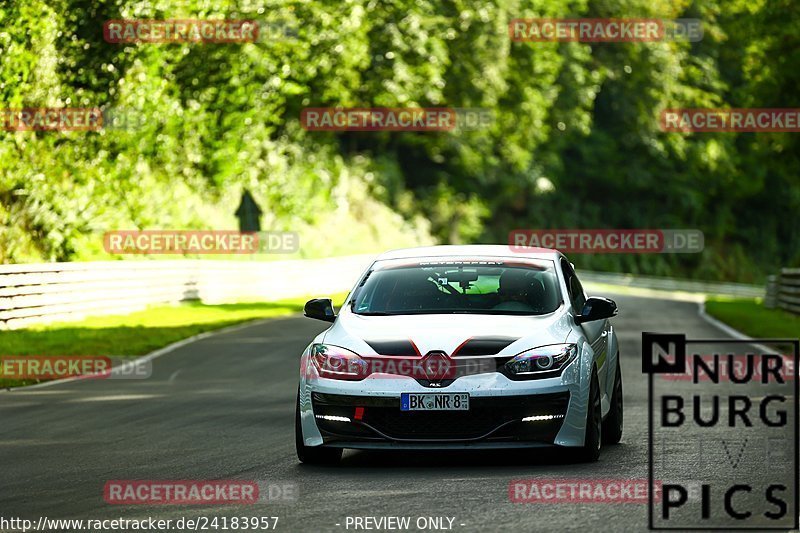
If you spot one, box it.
[295,245,622,464]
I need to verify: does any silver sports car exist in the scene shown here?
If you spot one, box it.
[296,245,622,464]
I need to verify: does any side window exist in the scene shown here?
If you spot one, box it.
[561,259,587,312]
[570,276,587,312]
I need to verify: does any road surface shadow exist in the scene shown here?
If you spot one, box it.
[296,443,633,472]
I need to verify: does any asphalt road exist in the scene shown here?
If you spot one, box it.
[1,293,797,532]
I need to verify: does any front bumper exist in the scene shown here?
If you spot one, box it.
[299,357,590,449]
[313,391,570,444]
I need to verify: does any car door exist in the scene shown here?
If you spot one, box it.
[562,259,609,388]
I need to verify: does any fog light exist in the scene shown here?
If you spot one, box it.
[521,414,565,422]
[354,407,365,420]
[315,415,351,422]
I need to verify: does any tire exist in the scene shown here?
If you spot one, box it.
[577,367,602,462]
[602,356,623,445]
[295,390,342,465]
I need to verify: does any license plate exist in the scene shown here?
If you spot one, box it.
[400,393,469,411]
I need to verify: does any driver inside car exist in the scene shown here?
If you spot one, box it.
[491,269,536,311]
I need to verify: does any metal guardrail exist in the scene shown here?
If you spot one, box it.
[765,268,800,314]
[0,257,374,330]
[578,271,765,298]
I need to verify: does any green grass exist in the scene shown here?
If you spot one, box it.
[705,297,800,341]
[0,293,348,389]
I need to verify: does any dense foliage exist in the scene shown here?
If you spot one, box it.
[0,0,797,281]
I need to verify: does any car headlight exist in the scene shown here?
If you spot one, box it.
[504,343,578,377]
[311,344,370,380]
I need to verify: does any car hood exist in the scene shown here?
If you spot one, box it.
[322,308,572,356]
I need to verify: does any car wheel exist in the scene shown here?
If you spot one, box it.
[295,390,342,465]
[577,367,602,462]
[602,356,623,444]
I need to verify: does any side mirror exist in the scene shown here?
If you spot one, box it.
[575,297,618,324]
[304,298,336,323]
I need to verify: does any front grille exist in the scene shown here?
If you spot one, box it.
[312,392,570,442]
[367,409,507,439]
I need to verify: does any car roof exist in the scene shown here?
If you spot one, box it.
[374,245,563,262]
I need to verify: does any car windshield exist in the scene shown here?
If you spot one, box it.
[351,259,561,316]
